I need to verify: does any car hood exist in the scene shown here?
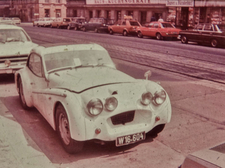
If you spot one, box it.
[0,41,37,56]
[48,67,136,93]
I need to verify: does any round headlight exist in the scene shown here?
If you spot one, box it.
[87,98,103,116]
[153,90,166,105]
[141,92,153,106]
[105,97,118,111]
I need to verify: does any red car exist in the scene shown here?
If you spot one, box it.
[136,21,181,40]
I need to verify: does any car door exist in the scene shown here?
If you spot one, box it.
[188,24,203,42]
[27,53,48,117]
[145,22,155,37]
[202,24,214,43]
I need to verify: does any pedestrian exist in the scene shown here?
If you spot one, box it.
[150,14,156,22]
[158,16,164,22]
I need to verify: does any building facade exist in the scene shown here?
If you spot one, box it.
[9,0,67,22]
[67,0,225,29]
[0,0,10,17]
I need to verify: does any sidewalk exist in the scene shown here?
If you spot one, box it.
[0,100,55,168]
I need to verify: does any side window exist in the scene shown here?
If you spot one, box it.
[28,54,43,77]
[204,24,213,31]
[122,21,126,25]
[154,23,159,28]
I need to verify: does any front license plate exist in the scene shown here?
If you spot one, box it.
[116,132,146,147]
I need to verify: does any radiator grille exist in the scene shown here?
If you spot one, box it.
[111,111,135,125]
[0,55,28,64]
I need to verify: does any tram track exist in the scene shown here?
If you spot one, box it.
[22,25,225,84]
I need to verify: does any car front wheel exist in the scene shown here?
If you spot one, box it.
[67,25,71,30]
[148,124,165,137]
[95,28,99,33]
[211,39,218,48]
[137,31,143,38]
[18,77,29,110]
[74,26,78,31]
[156,33,163,40]
[123,30,128,36]
[109,29,113,35]
[181,35,188,44]
[56,104,84,154]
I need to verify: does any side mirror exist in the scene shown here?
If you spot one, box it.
[144,70,152,80]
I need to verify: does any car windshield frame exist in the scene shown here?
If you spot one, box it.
[0,28,31,43]
[43,49,114,73]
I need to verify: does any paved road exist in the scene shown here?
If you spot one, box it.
[0,23,225,168]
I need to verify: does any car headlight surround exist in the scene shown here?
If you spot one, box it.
[87,98,103,116]
[105,97,118,111]
[141,91,153,106]
[153,90,166,105]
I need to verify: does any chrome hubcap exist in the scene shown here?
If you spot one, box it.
[59,113,70,145]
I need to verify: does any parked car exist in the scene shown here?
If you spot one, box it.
[38,17,55,27]
[136,21,181,40]
[51,17,72,29]
[67,17,86,30]
[33,18,40,27]
[15,43,172,154]
[179,23,225,47]
[82,18,114,33]
[108,16,141,36]
[11,17,21,24]
[0,24,37,74]
[179,141,225,168]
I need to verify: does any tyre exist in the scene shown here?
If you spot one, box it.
[137,31,143,38]
[50,24,53,28]
[67,25,71,30]
[181,35,188,44]
[109,29,113,35]
[82,27,86,32]
[211,39,218,48]
[148,124,165,137]
[18,77,30,110]
[57,25,60,29]
[74,26,78,31]
[55,104,84,154]
[37,24,39,27]
[156,33,162,40]
[123,30,128,36]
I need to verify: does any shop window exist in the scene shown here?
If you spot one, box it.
[97,10,101,18]
[117,11,121,21]
[89,11,93,19]
[140,11,147,25]
[45,9,50,17]
[106,10,111,19]
[73,10,77,17]
[45,0,49,3]
[56,9,61,18]
[127,11,133,17]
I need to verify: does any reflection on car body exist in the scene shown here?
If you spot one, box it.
[136,21,181,40]
[180,23,225,47]
[15,43,172,154]
[0,24,37,74]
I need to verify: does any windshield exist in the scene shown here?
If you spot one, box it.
[130,21,140,26]
[161,23,174,28]
[217,25,225,32]
[0,29,30,43]
[44,50,114,72]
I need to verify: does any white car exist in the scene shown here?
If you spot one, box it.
[0,24,38,74]
[15,43,172,154]
[11,17,21,24]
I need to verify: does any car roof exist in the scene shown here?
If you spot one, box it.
[32,43,107,56]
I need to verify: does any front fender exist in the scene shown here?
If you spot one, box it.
[15,67,33,107]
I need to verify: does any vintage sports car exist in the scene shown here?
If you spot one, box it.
[0,23,37,74]
[15,43,172,154]
[179,23,225,47]
[136,21,181,40]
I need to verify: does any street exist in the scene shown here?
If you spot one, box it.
[0,23,225,168]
